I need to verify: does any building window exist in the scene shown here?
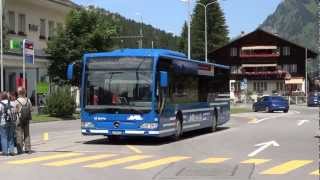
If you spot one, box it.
[230,47,237,57]
[18,14,26,36]
[48,21,55,40]
[40,19,46,40]
[283,46,290,56]
[276,82,284,91]
[264,82,268,91]
[253,81,267,92]
[283,64,297,73]
[8,11,16,34]
[231,66,240,74]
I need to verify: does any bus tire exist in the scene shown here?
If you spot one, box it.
[172,117,183,141]
[210,111,218,132]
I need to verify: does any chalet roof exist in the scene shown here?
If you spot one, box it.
[210,28,318,57]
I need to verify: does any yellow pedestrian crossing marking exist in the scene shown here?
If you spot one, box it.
[197,157,230,164]
[125,156,190,170]
[310,170,319,176]
[4,152,318,176]
[7,153,83,165]
[261,160,313,175]
[43,154,117,167]
[241,159,271,165]
[84,155,152,168]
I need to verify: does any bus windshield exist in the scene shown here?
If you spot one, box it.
[85,57,153,113]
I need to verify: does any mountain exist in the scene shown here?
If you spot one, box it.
[100,8,180,51]
[260,0,318,52]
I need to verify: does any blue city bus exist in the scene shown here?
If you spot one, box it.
[67,49,230,140]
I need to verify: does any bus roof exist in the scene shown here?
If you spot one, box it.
[84,48,229,70]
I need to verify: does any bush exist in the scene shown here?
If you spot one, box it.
[45,86,76,117]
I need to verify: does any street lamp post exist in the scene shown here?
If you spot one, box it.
[305,48,308,100]
[197,1,217,63]
[181,0,218,61]
[0,0,4,91]
[181,0,191,59]
[136,13,143,48]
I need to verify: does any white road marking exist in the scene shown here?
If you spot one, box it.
[292,110,301,114]
[297,120,310,126]
[248,141,280,157]
[250,113,289,124]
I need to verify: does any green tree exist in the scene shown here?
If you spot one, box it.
[46,7,117,84]
[178,21,188,54]
[190,0,229,61]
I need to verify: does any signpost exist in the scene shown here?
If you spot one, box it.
[22,39,34,88]
[241,78,248,103]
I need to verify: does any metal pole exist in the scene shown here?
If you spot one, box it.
[23,40,26,88]
[0,0,3,91]
[136,13,143,49]
[305,48,308,100]
[140,16,143,48]
[204,5,208,62]
[187,0,191,59]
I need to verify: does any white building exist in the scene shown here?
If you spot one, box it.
[4,0,76,100]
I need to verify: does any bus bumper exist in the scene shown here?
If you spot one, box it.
[81,128,173,137]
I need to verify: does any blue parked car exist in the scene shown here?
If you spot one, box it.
[253,96,289,113]
[307,91,320,107]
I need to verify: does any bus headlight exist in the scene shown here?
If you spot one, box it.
[82,122,95,128]
[140,123,158,129]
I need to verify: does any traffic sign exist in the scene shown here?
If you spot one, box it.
[23,39,34,64]
[240,79,248,90]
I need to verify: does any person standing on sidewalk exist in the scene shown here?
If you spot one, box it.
[0,92,16,156]
[16,87,32,154]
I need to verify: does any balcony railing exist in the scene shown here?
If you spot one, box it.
[240,46,280,58]
[240,53,280,58]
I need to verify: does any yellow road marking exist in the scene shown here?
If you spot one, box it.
[197,157,230,164]
[125,156,190,170]
[261,160,313,175]
[126,145,142,154]
[241,159,271,165]
[84,155,151,168]
[310,170,320,176]
[43,132,49,141]
[248,117,257,124]
[43,154,117,167]
[8,153,83,164]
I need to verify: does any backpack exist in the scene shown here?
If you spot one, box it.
[0,101,16,125]
[17,99,31,125]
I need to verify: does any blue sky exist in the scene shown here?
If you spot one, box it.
[72,0,282,38]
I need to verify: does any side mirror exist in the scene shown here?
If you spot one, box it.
[160,71,168,88]
[67,63,74,80]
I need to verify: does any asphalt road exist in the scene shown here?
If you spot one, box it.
[0,105,318,180]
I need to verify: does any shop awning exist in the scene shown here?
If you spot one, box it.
[285,78,304,84]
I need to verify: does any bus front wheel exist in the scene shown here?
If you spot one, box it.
[172,119,183,141]
[211,113,218,132]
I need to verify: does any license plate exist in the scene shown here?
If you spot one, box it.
[111,131,123,135]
